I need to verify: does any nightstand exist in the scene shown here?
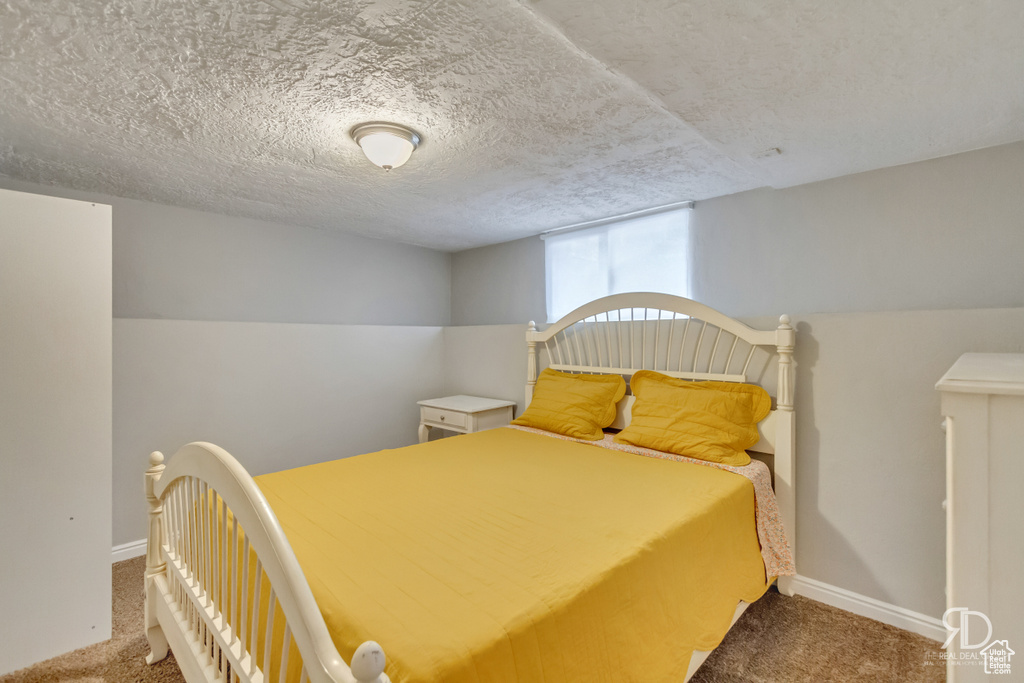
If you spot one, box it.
[417,395,516,443]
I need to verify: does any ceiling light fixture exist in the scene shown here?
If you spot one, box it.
[351,122,421,171]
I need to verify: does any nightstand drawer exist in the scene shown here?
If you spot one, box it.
[417,395,516,443]
[421,406,469,430]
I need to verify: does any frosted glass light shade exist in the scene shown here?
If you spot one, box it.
[359,133,413,170]
[351,123,421,171]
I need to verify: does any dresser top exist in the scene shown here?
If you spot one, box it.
[936,353,1024,396]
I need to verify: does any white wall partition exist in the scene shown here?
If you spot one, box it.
[0,189,112,674]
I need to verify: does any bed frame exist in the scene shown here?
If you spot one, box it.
[525,292,796,678]
[143,292,795,683]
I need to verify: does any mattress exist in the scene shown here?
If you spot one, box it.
[255,427,772,683]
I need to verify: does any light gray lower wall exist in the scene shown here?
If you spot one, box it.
[442,324,530,414]
[0,176,453,326]
[781,306,1024,618]
[439,307,1024,619]
[113,319,445,545]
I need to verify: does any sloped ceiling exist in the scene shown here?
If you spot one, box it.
[1,0,1022,251]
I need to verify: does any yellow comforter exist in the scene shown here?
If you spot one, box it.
[255,427,769,683]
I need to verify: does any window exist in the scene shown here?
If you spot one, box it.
[543,207,691,322]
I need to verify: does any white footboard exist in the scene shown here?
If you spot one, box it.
[144,444,390,683]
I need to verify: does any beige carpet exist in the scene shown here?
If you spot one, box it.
[2,557,944,682]
[689,589,945,682]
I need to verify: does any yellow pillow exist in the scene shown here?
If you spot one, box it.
[614,370,772,465]
[511,368,627,440]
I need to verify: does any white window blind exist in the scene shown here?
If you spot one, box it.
[544,208,690,322]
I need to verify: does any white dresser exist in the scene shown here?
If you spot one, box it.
[937,353,1024,681]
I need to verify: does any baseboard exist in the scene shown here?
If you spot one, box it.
[788,574,945,642]
[112,538,147,563]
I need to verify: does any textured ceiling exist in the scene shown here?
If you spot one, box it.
[1,1,1022,251]
[531,0,1024,189]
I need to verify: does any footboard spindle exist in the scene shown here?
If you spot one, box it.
[145,444,391,683]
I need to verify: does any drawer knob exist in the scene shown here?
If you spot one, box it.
[942,499,948,511]
[440,415,445,422]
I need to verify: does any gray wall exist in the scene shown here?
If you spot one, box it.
[5,140,1022,620]
[444,141,1024,620]
[450,235,546,326]
[110,201,451,325]
[0,177,452,326]
[114,319,445,544]
[690,141,1024,318]
[440,308,1024,620]
[442,324,530,413]
[0,177,454,546]
[780,307,1024,617]
[451,142,1024,325]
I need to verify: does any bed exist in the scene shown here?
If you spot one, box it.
[142,292,797,683]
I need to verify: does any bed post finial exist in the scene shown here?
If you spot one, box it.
[526,321,538,406]
[144,451,170,664]
[351,640,390,682]
[776,315,795,411]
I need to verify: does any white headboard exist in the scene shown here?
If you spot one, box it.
[524,292,796,593]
